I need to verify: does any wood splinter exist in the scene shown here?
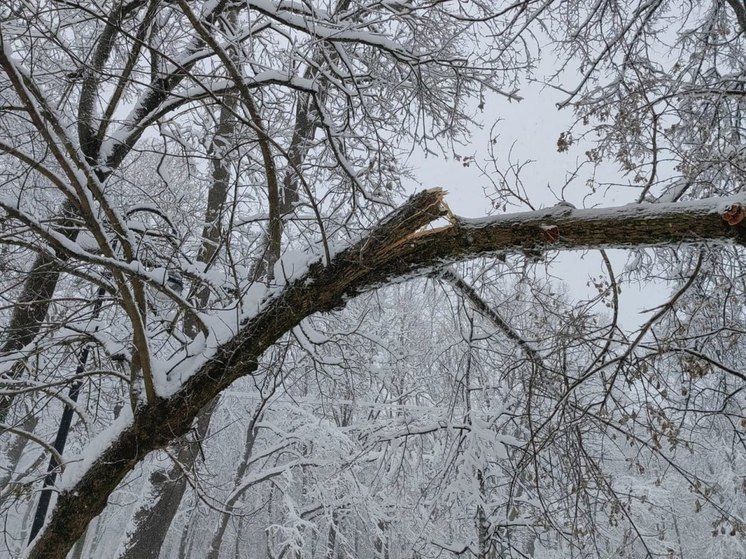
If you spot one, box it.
[541,224,560,243]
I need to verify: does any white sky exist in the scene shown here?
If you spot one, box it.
[407,74,665,331]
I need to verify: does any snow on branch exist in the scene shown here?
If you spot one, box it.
[23,190,746,558]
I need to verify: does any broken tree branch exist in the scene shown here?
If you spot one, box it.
[24,190,746,558]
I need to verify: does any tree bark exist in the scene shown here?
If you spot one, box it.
[116,398,217,559]
[119,94,238,559]
[24,191,746,558]
[0,0,235,423]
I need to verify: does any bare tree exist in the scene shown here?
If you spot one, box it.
[1,1,746,558]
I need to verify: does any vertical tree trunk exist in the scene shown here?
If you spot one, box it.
[176,502,200,559]
[205,410,262,559]
[0,415,38,503]
[232,515,244,559]
[116,398,218,559]
[462,314,493,559]
[325,518,337,559]
[116,88,239,559]
[0,203,78,424]
[476,468,493,559]
[373,520,389,559]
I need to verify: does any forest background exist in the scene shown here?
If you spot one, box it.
[0,1,744,558]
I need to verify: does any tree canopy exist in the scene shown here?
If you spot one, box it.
[0,1,744,558]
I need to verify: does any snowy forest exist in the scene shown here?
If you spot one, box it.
[1,0,745,558]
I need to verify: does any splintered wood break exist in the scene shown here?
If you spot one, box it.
[374,190,453,260]
[441,198,457,225]
[405,197,456,240]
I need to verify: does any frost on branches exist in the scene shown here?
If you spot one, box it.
[0,1,744,559]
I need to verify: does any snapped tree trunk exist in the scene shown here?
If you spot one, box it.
[24,191,746,558]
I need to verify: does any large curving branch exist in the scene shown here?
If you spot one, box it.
[24,190,746,558]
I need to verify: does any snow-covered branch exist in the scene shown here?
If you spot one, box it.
[24,188,746,557]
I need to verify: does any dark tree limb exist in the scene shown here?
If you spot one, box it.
[25,190,746,558]
[439,268,545,367]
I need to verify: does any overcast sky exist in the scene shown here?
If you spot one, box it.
[407,71,663,331]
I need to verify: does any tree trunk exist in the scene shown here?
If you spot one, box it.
[25,191,746,558]
[205,409,262,559]
[373,520,389,559]
[0,415,38,507]
[117,396,218,559]
[118,91,238,559]
[0,202,78,424]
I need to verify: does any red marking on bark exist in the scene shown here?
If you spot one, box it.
[723,203,746,226]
